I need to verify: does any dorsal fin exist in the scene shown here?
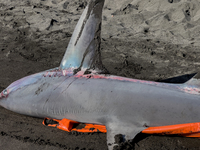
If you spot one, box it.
[185,72,200,87]
[59,0,108,74]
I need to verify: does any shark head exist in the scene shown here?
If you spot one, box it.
[0,0,107,117]
[0,73,44,116]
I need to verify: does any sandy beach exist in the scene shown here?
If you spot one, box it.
[1,0,200,149]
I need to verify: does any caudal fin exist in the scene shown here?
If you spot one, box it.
[185,72,200,87]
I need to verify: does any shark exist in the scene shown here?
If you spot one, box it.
[1,0,200,149]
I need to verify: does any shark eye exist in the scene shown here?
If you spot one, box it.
[3,89,8,96]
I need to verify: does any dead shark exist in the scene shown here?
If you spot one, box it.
[1,0,200,149]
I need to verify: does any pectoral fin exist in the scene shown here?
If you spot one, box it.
[106,122,146,150]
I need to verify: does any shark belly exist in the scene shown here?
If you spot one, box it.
[39,76,200,127]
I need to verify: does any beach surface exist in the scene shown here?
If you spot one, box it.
[1,0,200,149]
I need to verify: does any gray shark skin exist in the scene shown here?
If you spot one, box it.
[1,0,200,149]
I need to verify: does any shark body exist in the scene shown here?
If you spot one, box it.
[1,0,200,149]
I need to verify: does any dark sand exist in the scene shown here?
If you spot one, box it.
[1,0,200,149]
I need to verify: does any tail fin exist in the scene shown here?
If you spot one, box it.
[59,0,108,74]
[185,72,200,87]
